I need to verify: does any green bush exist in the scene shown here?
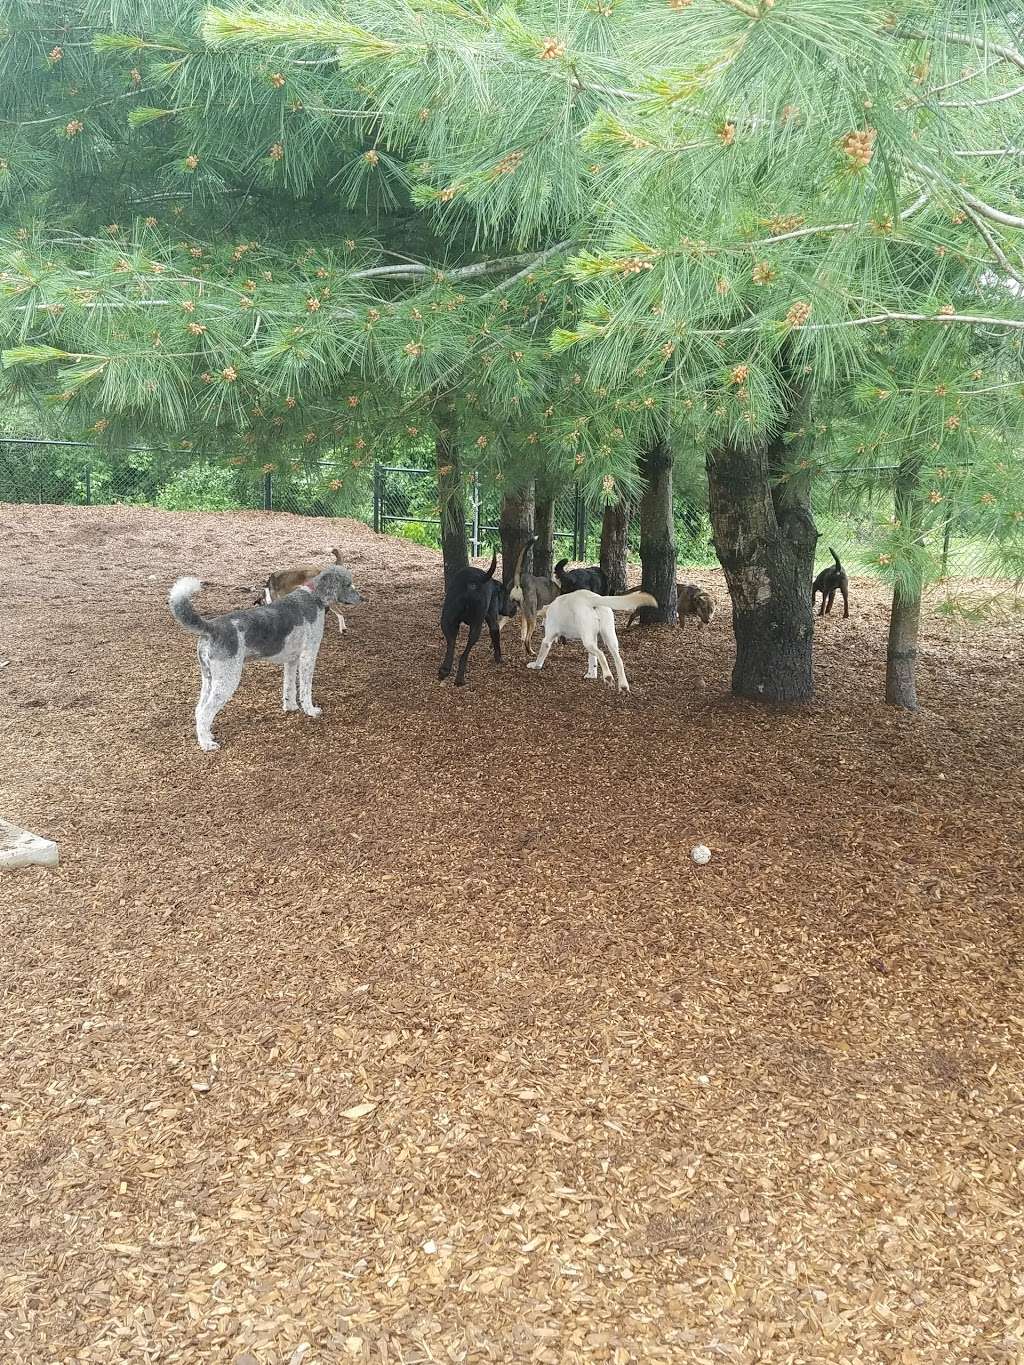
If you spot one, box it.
[155,464,243,512]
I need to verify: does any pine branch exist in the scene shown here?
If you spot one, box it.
[479,240,573,298]
[939,81,1024,109]
[961,206,1024,290]
[897,27,1024,75]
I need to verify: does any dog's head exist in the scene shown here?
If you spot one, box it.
[313,564,364,607]
[679,585,715,624]
[495,579,518,626]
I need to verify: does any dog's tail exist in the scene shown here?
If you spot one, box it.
[330,547,343,564]
[601,590,658,613]
[509,534,538,604]
[482,549,498,582]
[168,576,210,635]
[829,546,842,568]
[553,557,568,584]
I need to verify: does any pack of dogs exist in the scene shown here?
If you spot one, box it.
[168,542,850,750]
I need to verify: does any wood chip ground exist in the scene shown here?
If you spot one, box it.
[1,503,1023,1364]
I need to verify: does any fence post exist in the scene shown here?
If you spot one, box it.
[84,466,92,506]
[471,473,481,557]
[941,519,952,577]
[372,462,382,533]
[263,471,273,511]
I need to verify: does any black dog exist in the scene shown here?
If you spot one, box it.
[438,551,517,687]
[554,558,608,595]
[811,547,849,618]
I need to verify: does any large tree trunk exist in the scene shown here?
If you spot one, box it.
[435,402,468,590]
[637,436,677,624]
[600,498,631,595]
[499,482,535,585]
[533,494,555,580]
[885,461,924,709]
[706,429,818,703]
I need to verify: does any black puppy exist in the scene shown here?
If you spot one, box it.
[811,547,849,618]
[554,558,609,595]
[438,551,516,687]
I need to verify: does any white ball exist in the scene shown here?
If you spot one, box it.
[691,844,712,865]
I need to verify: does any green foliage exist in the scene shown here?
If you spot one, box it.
[155,461,241,510]
[0,0,1021,594]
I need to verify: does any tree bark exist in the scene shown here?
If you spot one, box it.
[499,482,535,585]
[600,498,631,595]
[706,426,818,703]
[533,493,555,580]
[435,401,468,590]
[637,436,677,623]
[885,461,924,709]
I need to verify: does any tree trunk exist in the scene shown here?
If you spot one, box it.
[435,402,468,590]
[499,482,535,585]
[706,431,818,703]
[637,436,677,623]
[600,498,631,595]
[885,461,924,709]
[533,494,555,580]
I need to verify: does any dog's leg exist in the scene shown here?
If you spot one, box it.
[195,645,215,747]
[298,646,322,717]
[599,614,629,692]
[488,615,503,666]
[840,582,849,619]
[519,610,532,656]
[825,589,835,615]
[282,658,299,712]
[438,630,457,682]
[196,655,243,752]
[527,630,555,672]
[455,620,483,687]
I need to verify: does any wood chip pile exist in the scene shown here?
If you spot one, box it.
[1,503,1022,1364]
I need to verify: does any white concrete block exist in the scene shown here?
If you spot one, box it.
[0,819,59,870]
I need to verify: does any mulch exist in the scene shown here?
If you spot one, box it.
[1,502,1023,1365]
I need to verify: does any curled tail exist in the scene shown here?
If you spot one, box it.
[510,534,538,604]
[553,557,569,586]
[830,546,842,568]
[330,547,343,564]
[168,577,210,635]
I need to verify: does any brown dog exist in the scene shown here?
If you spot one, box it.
[628,582,715,630]
[258,548,348,634]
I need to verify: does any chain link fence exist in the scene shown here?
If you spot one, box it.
[0,435,1000,578]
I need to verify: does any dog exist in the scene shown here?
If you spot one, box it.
[627,582,715,630]
[170,565,363,751]
[258,547,348,635]
[554,557,608,595]
[438,550,516,687]
[509,534,560,657]
[527,589,657,693]
[812,547,849,618]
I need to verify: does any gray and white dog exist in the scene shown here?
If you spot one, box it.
[168,565,363,752]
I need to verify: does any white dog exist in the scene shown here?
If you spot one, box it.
[526,589,657,693]
[168,565,362,751]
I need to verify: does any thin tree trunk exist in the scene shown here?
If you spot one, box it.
[706,425,818,703]
[600,498,630,595]
[534,493,555,580]
[638,436,677,624]
[499,482,535,585]
[435,401,468,590]
[885,461,924,709]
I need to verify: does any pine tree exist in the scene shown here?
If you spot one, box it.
[3,0,1023,705]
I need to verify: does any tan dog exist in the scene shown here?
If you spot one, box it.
[508,534,560,657]
[627,582,715,630]
[258,548,349,634]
